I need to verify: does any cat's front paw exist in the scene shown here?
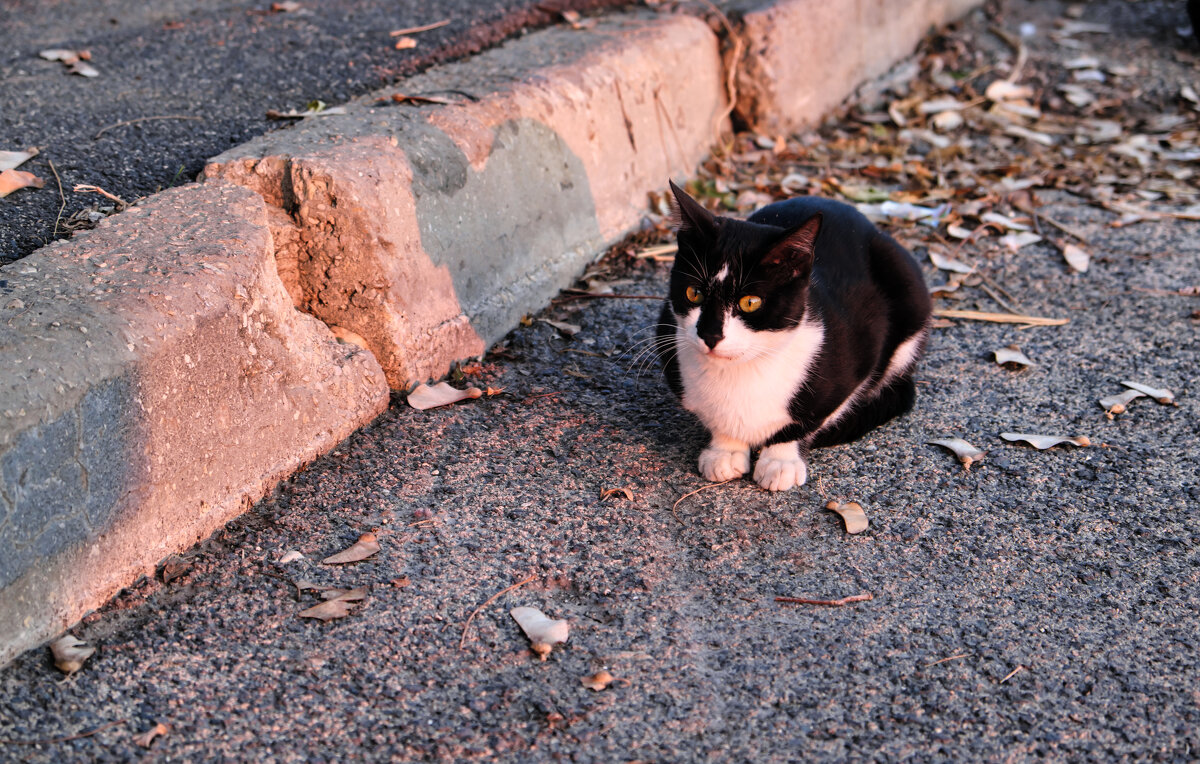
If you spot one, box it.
[754,442,808,491]
[698,444,750,482]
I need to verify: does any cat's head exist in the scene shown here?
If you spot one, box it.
[667,181,820,364]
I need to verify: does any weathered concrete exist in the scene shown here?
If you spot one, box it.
[204,10,728,389]
[729,0,984,134]
[0,182,389,667]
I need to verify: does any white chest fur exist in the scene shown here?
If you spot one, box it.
[675,313,824,447]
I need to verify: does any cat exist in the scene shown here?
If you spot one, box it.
[657,181,932,491]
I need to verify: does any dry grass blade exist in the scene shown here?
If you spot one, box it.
[389,19,451,36]
[634,243,678,261]
[933,309,1068,327]
[94,115,203,139]
[671,478,736,519]
[775,593,873,607]
[459,575,536,650]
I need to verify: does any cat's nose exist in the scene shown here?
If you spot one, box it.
[698,330,723,351]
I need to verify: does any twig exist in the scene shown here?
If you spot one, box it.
[1012,200,1090,245]
[671,478,737,521]
[635,243,678,260]
[775,592,873,607]
[0,718,127,746]
[48,159,66,238]
[459,575,536,650]
[94,115,203,139]
[924,653,970,667]
[979,281,1022,315]
[73,184,128,210]
[389,19,451,36]
[933,308,1068,326]
[1000,665,1025,684]
[556,290,662,302]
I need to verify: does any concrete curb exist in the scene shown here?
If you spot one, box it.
[0,0,983,666]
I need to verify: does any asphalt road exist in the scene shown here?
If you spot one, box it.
[1,0,1199,761]
[0,0,630,264]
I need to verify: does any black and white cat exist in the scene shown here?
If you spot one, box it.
[658,181,931,491]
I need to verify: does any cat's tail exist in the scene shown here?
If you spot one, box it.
[811,375,917,448]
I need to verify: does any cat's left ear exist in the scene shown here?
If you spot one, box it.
[762,213,821,278]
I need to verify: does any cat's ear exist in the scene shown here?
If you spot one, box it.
[762,213,821,278]
[669,180,717,238]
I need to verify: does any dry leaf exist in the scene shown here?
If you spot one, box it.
[986,80,1035,102]
[510,606,569,660]
[1000,432,1091,449]
[825,500,869,534]
[321,532,380,564]
[981,212,1031,231]
[929,438,986,470]
[133,722,169,749]
[0,148,38,172]
[581,671,615,691]
[993,345,1034,368]
[271,1,302,10]
[1098,388,1144,418]
[70,61,100,78]
[1121,380,1175,405]
[0,168,45,197]
[50,634,95,674]
[394,36,418,50]
[329,325,371,351]
[931,110,964,131]
[1060,242,1090,272]
[40,49,80,63]
[929,250,973,274]
[320,587,367,601]
[600,487,634,501]
[160,554,191,583]
[999,231,1043,251]
[298,597,356,621]
[538,318,581,336]
[278,550,305,564]
[407,381,483,410]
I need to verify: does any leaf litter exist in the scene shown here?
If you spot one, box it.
[824,501,869,534]
[510,606,570,660]
[50,634,95,674]
[1000,433,1091,449]
[321,532,380,564]
[929,438,986,471]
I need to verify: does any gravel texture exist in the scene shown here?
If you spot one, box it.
[1,1,1198,761]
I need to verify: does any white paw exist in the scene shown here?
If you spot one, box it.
[698,445,750,482]
[753,443,808,491]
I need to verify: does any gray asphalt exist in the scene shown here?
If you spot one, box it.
[2,0,1199,761]
[0,0,630,265]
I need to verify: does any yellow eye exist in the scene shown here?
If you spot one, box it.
[738,295,763,313]
[685,285,704,304]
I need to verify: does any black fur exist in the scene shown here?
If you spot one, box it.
[659,182,931,453]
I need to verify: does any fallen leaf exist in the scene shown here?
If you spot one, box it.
[321,532,381,564]
[980,211,1031,231]
[1000,432,1091,449]
[600,486,634,501]
[329,325,371,351]
[999,231,1043,251]
[929,249,974,274]
[298,597,357,622]
[407,381,483,410]
[824,500,869,534]
[133,722,169,749]
[931,110,964,132]
[985,80,1035,102]
[510,606,569,660]
[70,61,100,78]
[929,438,986,470]
[581,671,615,691]
[39,49,79,63]
[993,345,1034,368]
[0,148,38,172]
[271,1,302,10]
[159,554,191,583]
[391,576,411,588]
[394,36,418,50]
[1121,380,1175,405]
[538,318,581,336]
[50,634,95,674]
[278,550,305,564]
[1060,241,1090,272]
[0,168,45,197]
[1098,388,1145,418]
[319,587,367,601]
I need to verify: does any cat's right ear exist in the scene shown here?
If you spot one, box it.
[669,180,717,238]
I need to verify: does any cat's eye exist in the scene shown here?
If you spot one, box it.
[685,286,704,304]
[739,295,763,313]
